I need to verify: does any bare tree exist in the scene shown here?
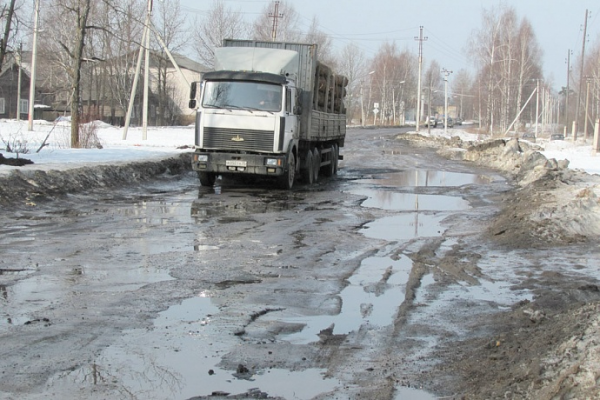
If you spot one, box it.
[451,69,473,120]
[336,42,367,124]
[470,5,543,134]
[251,1,301,42]
[152,0,186,125]
[40,0,94,148]
[370,42,414,126]
[192,0,247,68]
[0,0,17,70]
[98,0,145,125]
[424,60,442,121]
[304,16,335,66]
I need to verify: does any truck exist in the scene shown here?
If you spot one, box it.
[188,39,348,190]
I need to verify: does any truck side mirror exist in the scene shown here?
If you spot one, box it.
[190,81,198,99]
[293,105,302,115]
[189,99,197,109]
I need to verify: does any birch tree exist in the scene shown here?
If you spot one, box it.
[192,0,247,68]
[470,5,543,134]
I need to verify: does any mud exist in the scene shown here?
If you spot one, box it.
[1,128,600,399]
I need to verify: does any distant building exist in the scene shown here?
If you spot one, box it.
[0,50,209,126]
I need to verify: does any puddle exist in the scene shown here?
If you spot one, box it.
[350,188,470,211]
[264,255,414,344]
[361,213,448,241]
[45,294,339,399]
[355,170,492,187]
[191,191,301,220]
[394,386,438,399]
[0,266,173,329]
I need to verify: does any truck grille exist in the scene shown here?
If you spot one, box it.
[203,127,274,152]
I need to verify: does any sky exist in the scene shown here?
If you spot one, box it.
[1,119,599,177]
[178,0,600,91]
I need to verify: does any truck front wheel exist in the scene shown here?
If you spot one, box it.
[278,152,296,190]
[198,172,216,187]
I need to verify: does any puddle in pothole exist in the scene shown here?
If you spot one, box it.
[264,254,414,344]
[44,295,339,399]
[361,212,448,241]
[356,169,493,187]
[350,188,471,211]
[0,266,173,329]
[394,386,438,399]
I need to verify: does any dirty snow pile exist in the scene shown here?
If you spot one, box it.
[401,127,600,244]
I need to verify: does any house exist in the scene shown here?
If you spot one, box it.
[0,50,209,126]
[0,51,53,121]
[80,50,209,127]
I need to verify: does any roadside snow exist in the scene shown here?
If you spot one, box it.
[409,126,600,176]
[1,119,599,177]
[0,119,194,175]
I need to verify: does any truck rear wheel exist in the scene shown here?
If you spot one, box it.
[323,144,336,177]
[302,149,314,184]
[332,144,339,175]
[278,152,296,190]
[312,148,320,182]
[198,172,216,187]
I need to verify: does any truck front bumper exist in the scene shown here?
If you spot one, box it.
[192,152,287,176]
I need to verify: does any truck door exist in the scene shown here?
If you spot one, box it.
[284,87,297,141]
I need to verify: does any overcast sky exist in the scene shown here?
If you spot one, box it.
[178,0,600,91]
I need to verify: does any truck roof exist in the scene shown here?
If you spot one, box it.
[214,47,299,79]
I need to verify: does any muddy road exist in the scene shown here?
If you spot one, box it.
[2,128,600,399]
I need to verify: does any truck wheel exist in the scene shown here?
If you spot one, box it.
[332,144,339,175]
[323,144,336,177]
[312,148,320,182]
[198,172,216,187]
[278,152,296,190]
[302,149,314,184]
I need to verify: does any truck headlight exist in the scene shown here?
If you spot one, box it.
[265,158,281,166]
[195,154,208,162]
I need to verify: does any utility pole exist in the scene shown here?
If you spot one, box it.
[442,68,452,135]
[414,26,427,133]
[122,0,192,140]
[576,9,589,132]
[564,49,571,133]
[535,79,540,137]
[584,77,591,139]
[269,1,283,42]
[16,42,22,121]
[27,0,40,131]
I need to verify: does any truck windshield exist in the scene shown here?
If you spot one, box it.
[202,81,282,112]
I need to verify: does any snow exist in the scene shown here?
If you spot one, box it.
[1,119,599,177]
[0,119,194,175]
[409,125,600,176]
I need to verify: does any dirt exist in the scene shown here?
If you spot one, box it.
[1,131,600,399]
[400,133,600,399]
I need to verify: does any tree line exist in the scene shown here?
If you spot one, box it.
[0,0,598,147]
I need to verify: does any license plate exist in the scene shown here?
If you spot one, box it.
[226,160,247,167]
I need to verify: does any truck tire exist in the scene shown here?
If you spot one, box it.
[332,143,339,175]
[198,172,216,187]
[302,149,314,184]
[323,144,336,177]
[278,152,296,190]
[312,148,320,182]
